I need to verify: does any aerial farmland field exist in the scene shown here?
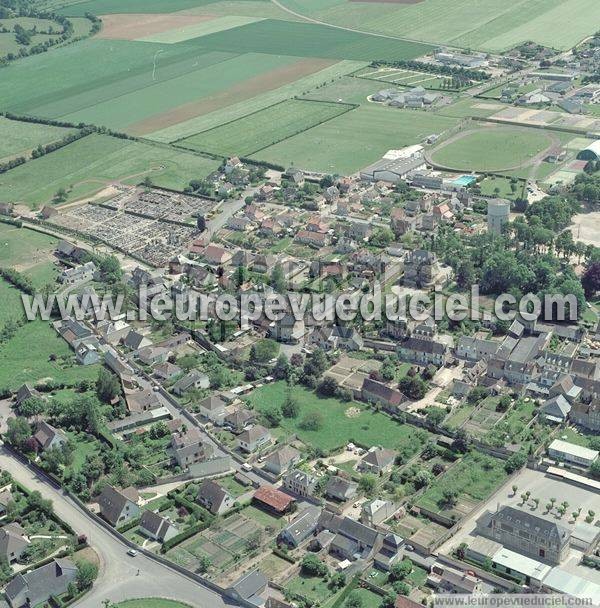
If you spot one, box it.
[0,116,76,161]
[277,0,600,52]
[252,104,458,174]
[0,133,219,207]
[177,98,354,157]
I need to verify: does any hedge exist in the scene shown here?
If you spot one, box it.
[160,520,211,553]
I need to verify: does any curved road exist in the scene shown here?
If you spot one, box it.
[0,445,232,608]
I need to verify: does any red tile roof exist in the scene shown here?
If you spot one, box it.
[253,485,295,513]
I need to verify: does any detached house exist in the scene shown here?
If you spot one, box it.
[32,421,67,452]
[263,445,301,477]
[0,523,29,564]
[98,485,140,527]
[358,447,396,475]
[238,425,271,453]
[171,427,213,468]
[139,510,178,543]
[197,479,235,515]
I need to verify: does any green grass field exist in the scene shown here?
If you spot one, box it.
[416,451,507,515]
[0,133,219,207]
[0,223,59,287]
[0,117,76,162]
[252,104,457,174]
[429,127,553,172]
[0,280,25,326]
[148,60,365,142]
[57,0,231,15]
[178,99,353,156]
[279,0,600,52]
[354,66,453,91]
[0,320,100,390]
[180,19,432,62]
[247,381,431,454]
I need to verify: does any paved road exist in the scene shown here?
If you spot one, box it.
[0,445,231,608]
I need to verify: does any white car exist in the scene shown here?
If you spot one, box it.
[127,549,138,557]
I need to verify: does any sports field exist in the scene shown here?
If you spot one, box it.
[428,126,555,172]
[354,66,453,91]
[0,117,76,162]
[178,99,354,156]
[252,104,457,174]
[278,0,600,52]
[0,133,219,207]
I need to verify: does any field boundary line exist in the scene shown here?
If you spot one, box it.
[173,98,358,157]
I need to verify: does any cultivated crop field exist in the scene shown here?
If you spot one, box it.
[0,133,219,207]
[0,117,76,161]
[178,98,354,156]
[278,0,600,52]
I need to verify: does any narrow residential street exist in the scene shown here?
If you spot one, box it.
[0,445,232,608]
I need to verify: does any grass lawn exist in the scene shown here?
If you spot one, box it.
[558,427,599,449]
[65,430,102,475]
[246,381,431,454]
[252,104,457,174]
[416,451,508,515]
[0,320,100,390]
[286,573,332,603]
[0,134,219,207]
[0,116,76,161]
[430,126,553,172]
[244,505,286,530]
[218,474,250,498]
[350,589,383,608]
[0,279,25,325]
[178,99,353,156]
[0,223,60,288]
[479,175,525,200]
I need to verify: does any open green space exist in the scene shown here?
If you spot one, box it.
[0,223,60,288]
[0,38,238,120]
[429,127,553,172]
[301,76,378,105]
[286,573,334,604]
[0,133,219,207]
[178,99,353,156]
[0,117,76,161]
[416,451,507,515]
[247,381,431,454]
[0,280,24,325]
[57,0,232,16]
[278,0,600,52]
[478,175,525,200]
[252,104,457,174]
[0,320,100,390]
[147,60,365,142]
[180,19,433,62]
